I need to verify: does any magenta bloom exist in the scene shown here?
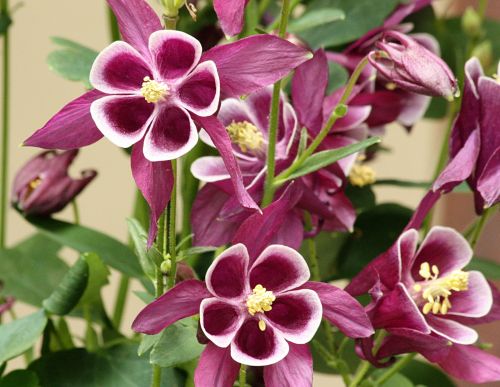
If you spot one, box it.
[133,244,373,386]
[348,226,492,344]
[11,150,96,216]
[213,0,249,37]
[369,30,458,99]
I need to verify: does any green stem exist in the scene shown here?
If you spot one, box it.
[167,159,177,290]
[112,275,130,329]
[163,14,178,30]
[274,57,370,187]
[258,0,271,17]
[239,364,247,387]
[478,0,489,19]
[303,212,320,281]
[0,0,10,249]
[107,6,120,41]
[71,200,80,225]
[374,353,416,386]
[261,0,292,206]
[469,206,496,248]
[349,330,386,387]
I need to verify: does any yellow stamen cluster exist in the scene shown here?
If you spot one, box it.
[349,164,376,187]
[23,177,42,200]
[226,121,264,153]
[413,262,469,315]
[141,76,168,103]
[246,284,275,332]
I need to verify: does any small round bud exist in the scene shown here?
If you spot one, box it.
[160,259,171,274]
[472,40,493,69]
[335,103,348,118]
[462,7,482,39]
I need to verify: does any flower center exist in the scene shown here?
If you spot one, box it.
[349,164,376,187]
[141,76,168,103]
[413,262,469,315]
[23,177,42,200]
[246,284,275,332]
[226,121,264,153]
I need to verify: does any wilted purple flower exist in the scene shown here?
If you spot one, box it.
[11,150,96,216]
[133,243,373,386]
[368,30,458,100]
[348,226,492,344]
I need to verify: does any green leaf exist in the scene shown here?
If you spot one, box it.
[339,203,413,278]
[178,246,217,260]
[150,318,204,368]
[466,257,500,280]
[0,12,12,36]
[127,218,160,281]
[0,370,39,387]
[0,310,48,364]
[453,181,472,193]
[298,0,400,48]
[401,359,455,387]
[282,137,381,182]
[47,37,98,88]
[27,216,143,278]
[327,61,349,94]
[29,344,185,387]
[345,185,376,212]
[374,179,430,189]
[138,333,161,356]
[372,371,414,387]
[79,253,110,305]
[288,8,345,33]
[42,258,89,316]
[0,234,69,307]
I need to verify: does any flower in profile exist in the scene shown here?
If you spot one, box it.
[133,243,373,386]
[348,226,492,344]
[11,150,96,216]
[368,30,458,100]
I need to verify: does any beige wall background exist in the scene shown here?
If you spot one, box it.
[1,0,498,386]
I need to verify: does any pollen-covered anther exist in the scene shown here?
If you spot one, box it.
[246,284,276,317]
[141,76,169,103]
[23,177,43,201]
[349,164,376,187]
[226,120,264,153]
[416,261,469,315]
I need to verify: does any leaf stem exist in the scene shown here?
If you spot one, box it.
[71,200,80,225]
[374,353,416,386]
[261,0,292,207]
[239,364,247,386]
[112,275,130,329]
[469,205,497,248]
[0,0,10,249]
[348,330,386,387]
[107,6,120,41]
[167,159,177,289]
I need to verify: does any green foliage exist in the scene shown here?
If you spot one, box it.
[466,257,500,280]
[0,234,68,307]
[288,8,345,34]
[28,216,143,278]
[127,218,161,282]
[47,37,98,89]
[0,12,12,36]
[372,371,414,387]
[29,344,185,387]
[0,370,39,387]
[327,61,349,94]
[0,310,48,364]
[401,360,455,387]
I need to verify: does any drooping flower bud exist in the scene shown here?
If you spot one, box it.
[462,6,482,39]
[369,30,458,100]
[11,150,96,216]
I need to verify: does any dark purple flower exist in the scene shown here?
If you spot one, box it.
[24,0,311,244]
[133,243,373,386]
[11,150,96,216]
[368,30,458,99]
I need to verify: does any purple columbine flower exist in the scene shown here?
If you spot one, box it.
[213,0,249,37]
[23,0,311,244]
[368,30,458,100]
[133,243,373,386]
[347,226,493,345]
[11,150,96,216]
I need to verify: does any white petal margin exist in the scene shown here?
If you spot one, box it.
[200,298,245,348]
[191,156,230,182]
[427,315,479,345]
[446,271,493,318]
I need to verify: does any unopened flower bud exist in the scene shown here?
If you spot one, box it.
[369,31,458,100]
[11,150,96,216]
[471,41,493,70]
[160,259,172,274]
[462,7,482,39]
[175,261,197,282]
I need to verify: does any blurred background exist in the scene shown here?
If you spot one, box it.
[1,0,499,386]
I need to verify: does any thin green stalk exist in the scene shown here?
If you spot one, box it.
[0,0,11,249]
[167,159,177,290]
[163,14,178,30]
[303,212,320,281]
[258,0,271,17]
[107,6,120,41]
[274,57,370,187]
[469,206,496,248]
[112,275,130,329]
[374,353,416,386]
[239,364,247,387]
[478,0,489,19]
[71,200,80,225]
[261,0,292,206]
[349,330,386,387]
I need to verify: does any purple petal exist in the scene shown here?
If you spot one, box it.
[249,245,310,294]
[412,226,472,279]
[232,183,303,260]
[193,114,259,211]
[202,35,311,98]
[370,284,430,333]
[292,49,328,133]
[477,147,500,208]
[132,279,211,334]
[265,289,322,344]
[231,318,289,366]
[213,0,248,37]
[149,30,202,81]
[447,271,492,318]
[194,344,239,387]
[438,344,500,383]
[426,315,478,345]
[405,190,441,231]
[143,106,198,161]
[107,0,161,58]
[397,228,423,283]
[200,298,245,347]
[131,141,173,247]
[178,61,220,116]
[205,244,249,300]
[271,211,304,250]
[91,95,154,148]
[24,90,104,149]
[263,343,313,387]
[302,281,374,338]
[90,41,152,93]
